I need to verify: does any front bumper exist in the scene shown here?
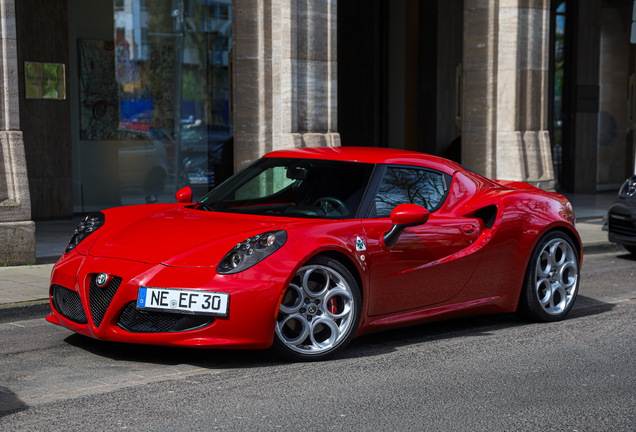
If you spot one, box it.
[608,201,636,247]
[47,252,297,349]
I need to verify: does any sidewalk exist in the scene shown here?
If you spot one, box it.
[0,193,628,316]
[1,217,79,320]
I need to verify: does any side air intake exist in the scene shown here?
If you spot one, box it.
[476,205,498,229]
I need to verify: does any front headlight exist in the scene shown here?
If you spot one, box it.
[64,212,105,254]
[217,230,287,274]
[619,176,636,198]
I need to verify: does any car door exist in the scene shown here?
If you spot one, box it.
[361,166,484,316]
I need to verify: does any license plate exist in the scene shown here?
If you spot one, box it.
[136,287,229,317]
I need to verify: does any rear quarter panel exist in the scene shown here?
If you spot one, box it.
[451,173,580,311]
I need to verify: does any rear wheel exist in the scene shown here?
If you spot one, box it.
[273,256,361,361]
[517,231,580,322]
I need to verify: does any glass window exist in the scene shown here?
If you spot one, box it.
[200,158,374,219]
[374,167,447,217]
[71,0,235,212]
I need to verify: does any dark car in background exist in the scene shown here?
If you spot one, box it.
[180,124,232,198]
[608,175,636,254]
[118,129,169,193]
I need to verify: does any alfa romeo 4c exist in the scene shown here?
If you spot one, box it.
[48,147,581,361]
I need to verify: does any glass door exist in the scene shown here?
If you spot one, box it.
[112,0,233,206]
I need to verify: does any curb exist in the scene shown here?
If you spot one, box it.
[582,242,627,255]
[0,300,50,324]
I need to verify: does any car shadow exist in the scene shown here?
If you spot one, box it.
[615,251,636,262]
[63,333,284,369]
[342,294,615,360]
[569,295,617,318]
[0,387,28,417]
[63,294,615,366]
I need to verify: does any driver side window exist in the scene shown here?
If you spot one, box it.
[374,167,447,217]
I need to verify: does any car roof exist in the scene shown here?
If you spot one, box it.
[264,147,464,176]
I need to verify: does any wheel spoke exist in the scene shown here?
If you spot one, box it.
[536,279,551,306]
[277,314,310,345]
[279,283,304,315]
[559,262,577,289]
[302,267,330,297]
[309,318,339,350]
[553,243,567,266]
[551,285,567,313]
[548,244,559,267]
[537,251,551,277]
[323,288,352,320]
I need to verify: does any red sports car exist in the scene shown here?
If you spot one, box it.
[47,147,581,361]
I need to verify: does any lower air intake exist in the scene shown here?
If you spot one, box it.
[117,302,215,333]
[51,284,87,324]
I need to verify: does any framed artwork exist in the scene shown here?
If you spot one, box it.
[78,39,119,139]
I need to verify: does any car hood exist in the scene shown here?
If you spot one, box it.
[88,205,306,267]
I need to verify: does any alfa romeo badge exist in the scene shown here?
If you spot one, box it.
[95,272,111,288]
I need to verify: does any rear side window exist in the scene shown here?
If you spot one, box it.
[374,167,448,217]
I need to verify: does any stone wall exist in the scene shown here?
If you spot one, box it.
[0,0,35,265]
[462,0,554,189]
[233,0,339,171]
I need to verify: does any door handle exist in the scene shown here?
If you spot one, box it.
[462,224,476,234]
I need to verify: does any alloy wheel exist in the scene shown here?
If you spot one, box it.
[275,264,356,356]
[534,238,578,315]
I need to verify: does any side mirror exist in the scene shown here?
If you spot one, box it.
[382,204,429,248]
[176,186,193,203]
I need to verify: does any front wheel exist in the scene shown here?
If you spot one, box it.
[517,231,580,322]
[273,256,361,361]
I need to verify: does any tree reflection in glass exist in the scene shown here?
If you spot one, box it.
[375,168,446,217]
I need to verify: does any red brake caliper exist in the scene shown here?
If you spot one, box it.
[327,297,337,314]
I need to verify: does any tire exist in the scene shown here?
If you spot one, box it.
[273,256,361,361]
[624,245,636,255]
[517,231,580,322]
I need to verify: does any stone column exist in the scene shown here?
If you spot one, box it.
[0,0,35,265]
[462,0,554,190]
[233,0,339,172]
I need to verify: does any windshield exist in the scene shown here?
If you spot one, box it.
[198,157,374,218]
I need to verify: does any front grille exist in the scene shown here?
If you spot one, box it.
[117,302,215,333]
[51,285,87,324]
[608,213,636,237]
[89,275,122,328]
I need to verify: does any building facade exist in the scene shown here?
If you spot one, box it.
[1,0,634,264]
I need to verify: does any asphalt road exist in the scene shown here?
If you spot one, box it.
[1,252,635,431]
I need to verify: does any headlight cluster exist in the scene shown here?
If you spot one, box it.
[619,176,636,198]
[217,230,287,274]
[65,212,105,254]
